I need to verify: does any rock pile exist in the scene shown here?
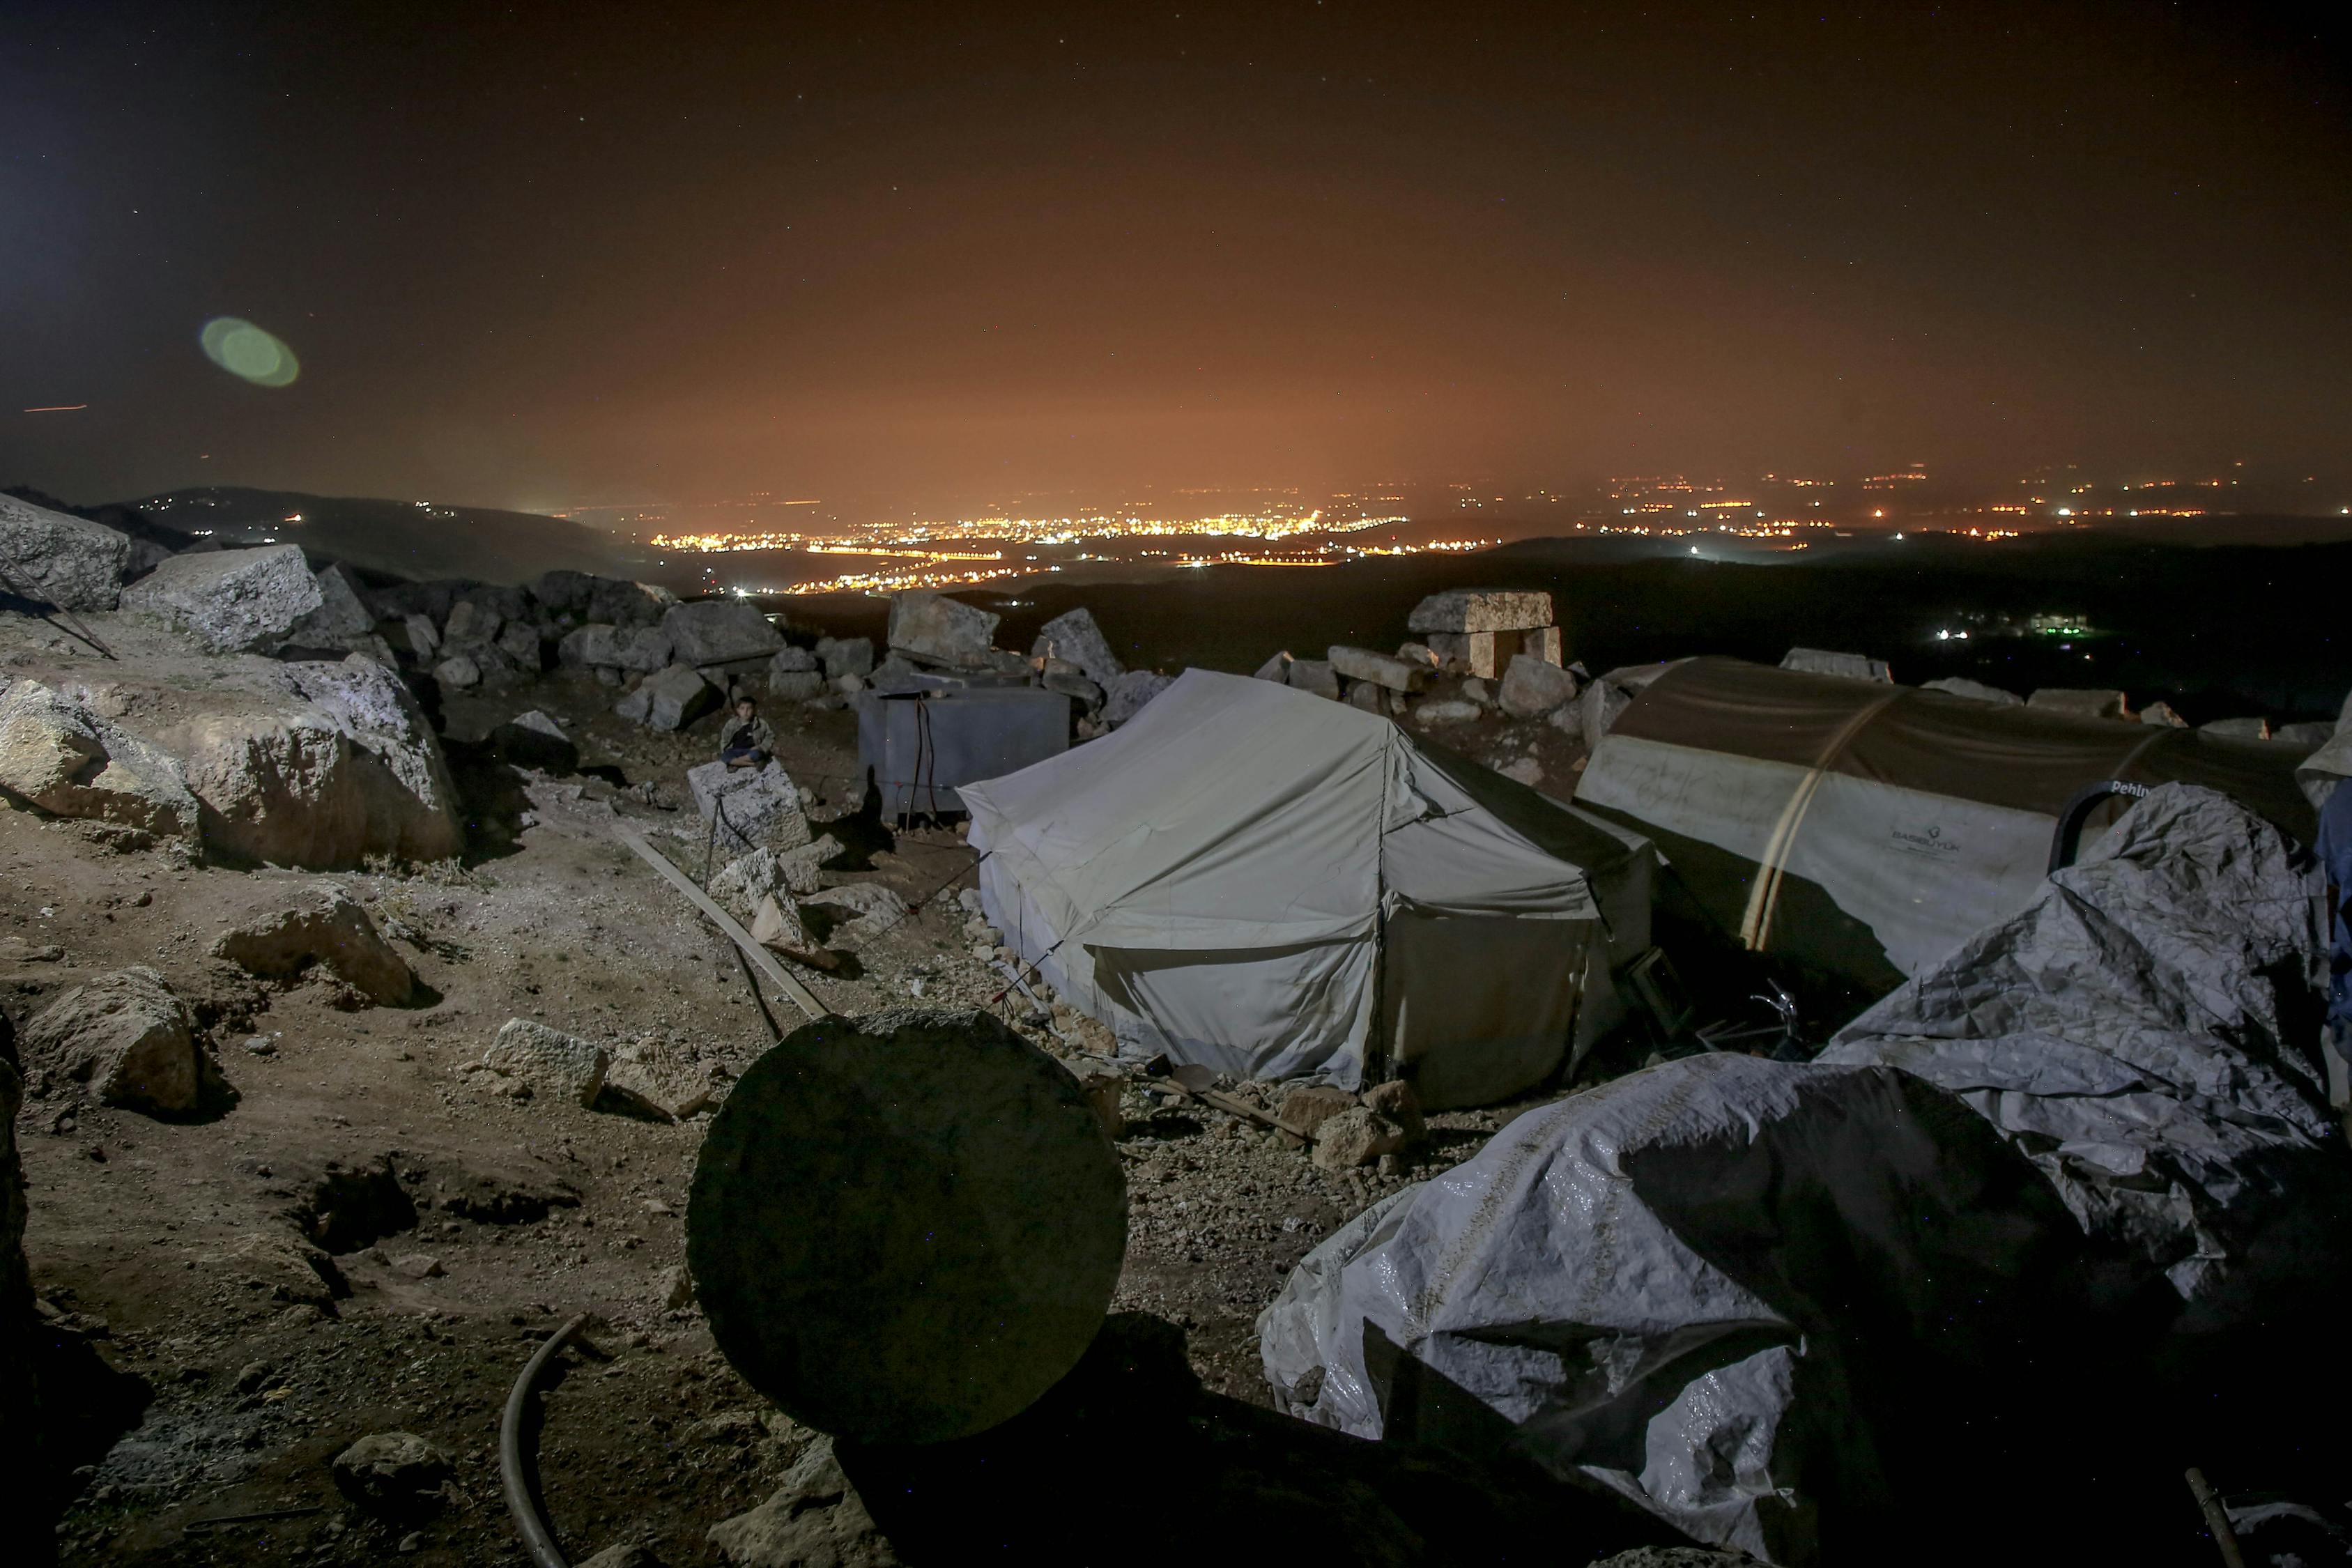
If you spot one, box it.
[1251,591,1593,773]
[1406,587,1560,677]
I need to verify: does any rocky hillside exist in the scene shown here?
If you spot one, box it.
[1,490,1624,1567]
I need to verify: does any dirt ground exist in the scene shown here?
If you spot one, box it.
[10,659,1565,1567]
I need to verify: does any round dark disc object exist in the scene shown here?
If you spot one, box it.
[688,1007,1128,1444]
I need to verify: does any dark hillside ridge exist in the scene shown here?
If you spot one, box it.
[826,528,2350,723]
[106,487,653,587]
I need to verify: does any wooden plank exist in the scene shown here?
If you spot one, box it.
[614,826,830,1022]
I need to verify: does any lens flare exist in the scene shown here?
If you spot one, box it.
[199,318,300,387]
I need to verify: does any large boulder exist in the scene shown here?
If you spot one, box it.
[708,838,840,917]
[886,592,999,668]
[489,710,578,774]
[160,655,463,868]
[769,670,825,702]
[609,625,677,672]
[494,620,542,670]
[482,1020,610,1106]
[210,887,415,1006]
[1782,647,1893,683]
[532,569,668,625]
[0,491,130,611]
[528,569,598,620]
[801,884,907,946]
[1103,670,1175,725]
[286,563,377,646]
[617,664,718,731]
[663,601,786,666]
[750,893,816,953]
[440,598,501,648]
[1327,645,1431,695]
[816,636,875,682]
[121,544,323,652]
[1923,677,2022,706]
[1406,589,1553,635]
[1578,662,1674,745]
[1496,652,1578,718]
[2028,688,2130,721]
[1029,608,1123,689]
[606,581,673,624]
[1286,659,1339,700]
[708,1437,899,1567]
[21,967,206,1116]
[688,760,813,856]
[1040,663,1102,709]
[560,623,673,673]
[0,677,199,839]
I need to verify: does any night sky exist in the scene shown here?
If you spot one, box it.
[5,2,2348,515]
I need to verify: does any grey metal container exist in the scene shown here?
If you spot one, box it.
[856,685,1071,815]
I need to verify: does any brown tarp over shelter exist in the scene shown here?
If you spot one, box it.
[1573,656,2314,995]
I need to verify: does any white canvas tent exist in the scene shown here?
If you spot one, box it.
[1574,656,2314,997]
[960,670,1653,1109]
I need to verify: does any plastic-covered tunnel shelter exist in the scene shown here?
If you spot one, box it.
[961,669,1654,1109]
[1573,656,2314,997]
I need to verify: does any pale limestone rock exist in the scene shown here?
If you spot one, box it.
[0,678,197,839]
[708,1438,899,1568]
[22,967,204,1116]
[886,592,998,668]
[0,492,130,610]
[1407,589,1553,634]
[122,544,322,652]
[482,1020,609,1107]
[210,887,415,1005]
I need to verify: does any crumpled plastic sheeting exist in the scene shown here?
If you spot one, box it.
[1258,1054,2100,1564]
[1820,782,2342,1305]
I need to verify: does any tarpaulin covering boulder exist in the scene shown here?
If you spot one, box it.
[1257,1053,2169,1564]
[1574,656,2312,995]
[1820,783,2352,1316]
[961,670,1652,1107]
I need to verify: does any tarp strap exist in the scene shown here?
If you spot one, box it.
[1739,686,1908,953]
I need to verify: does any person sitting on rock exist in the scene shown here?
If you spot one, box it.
[719,696,774,769]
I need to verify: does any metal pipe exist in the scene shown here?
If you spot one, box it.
[500,1313,585,1568]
